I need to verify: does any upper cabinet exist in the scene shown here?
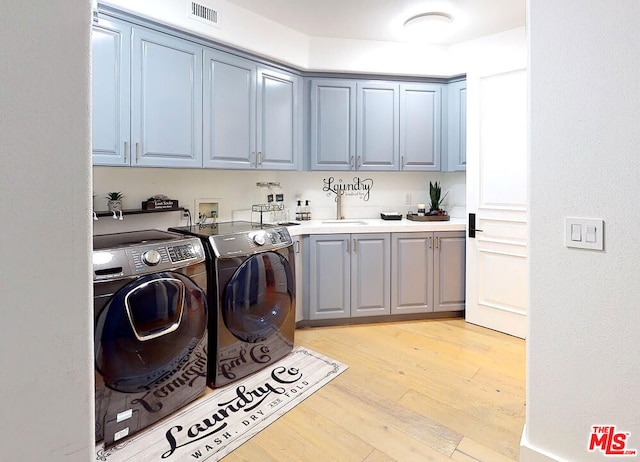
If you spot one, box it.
[92,11,462,172]
[310,79,401,171]
[445,80,467,171]
[399,83,442,171]
[309,78,444,171]
[92,19,203,168]
[257,67,302,170]
[203,50,301,170]
[130,27,203,168]
[91,18,131,166]
[357,82,400,171]
[309,79,356,170]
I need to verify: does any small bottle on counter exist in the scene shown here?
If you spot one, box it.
[304,200,311,220]
[417,203,426,216]
[295,200,302,221]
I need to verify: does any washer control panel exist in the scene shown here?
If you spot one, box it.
[167,243,199,263]
[93,238,205,281]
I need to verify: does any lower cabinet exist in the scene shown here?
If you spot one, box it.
[304,230,465,321]
[293,235,305,322]
[391,231,465,314]
[433,231,466,312]
[306,233,390,320]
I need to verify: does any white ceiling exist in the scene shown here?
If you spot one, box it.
[225,0,526,45]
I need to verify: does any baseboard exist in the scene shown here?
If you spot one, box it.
[296,311,464,328]
[520,425,565,462]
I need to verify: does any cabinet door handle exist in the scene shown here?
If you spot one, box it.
[350,155,354,168]
[435,236,440,249]
[353,238,358,252]
[294,240,300,253]
[428,236,432,249]
[135,142,140,161]
[124,141,129,162]
[251,151,256,165]
[357,155,362,168]
[401,155,406,168]
[257,151,263,165]
[346,239,350,253]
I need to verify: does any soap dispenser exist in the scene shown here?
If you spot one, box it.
[304,200,311,221]
[295,200,302,221]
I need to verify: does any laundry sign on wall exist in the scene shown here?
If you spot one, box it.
[323,176,374,201]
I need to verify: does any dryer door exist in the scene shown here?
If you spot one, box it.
[95,271,207,392]
[222,251,294,343]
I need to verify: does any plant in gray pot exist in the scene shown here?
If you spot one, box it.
[106,192,124,212]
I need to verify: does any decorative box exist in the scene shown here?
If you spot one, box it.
[141,199,179,210]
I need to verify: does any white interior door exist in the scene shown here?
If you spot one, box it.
[465,67,528,339]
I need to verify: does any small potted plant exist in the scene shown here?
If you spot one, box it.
[428,181,448,216]
[106,192,124,212]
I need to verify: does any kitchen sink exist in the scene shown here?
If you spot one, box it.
[321,220,368,225]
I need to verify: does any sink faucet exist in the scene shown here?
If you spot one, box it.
[336,190,344,220]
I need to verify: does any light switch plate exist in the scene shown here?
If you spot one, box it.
[565,217,604,250]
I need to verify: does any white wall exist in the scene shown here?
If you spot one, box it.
[92,167,465,234]
[101,0,462,76]
[0,1,93,460]
[307,37,452,76]
[449,27,527,76]
[524,1,640,461]
[102,0,310,68]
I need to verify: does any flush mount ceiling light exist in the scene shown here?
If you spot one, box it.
[403,12,453,42]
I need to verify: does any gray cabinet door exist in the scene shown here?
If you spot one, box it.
[433,231,466,312]
[445,80,467,171]
[351,233,390,317]
[91,18,131,166]
[399,83,442,171]
[130,26,203,168]
[357,82,399,171]
[308,234,350,319]
[203,50,255,169]
[293,236,304,322]
[257,66,300,170]
[203,55,300,170]
[310,79,356,170]
[391,232,434,314]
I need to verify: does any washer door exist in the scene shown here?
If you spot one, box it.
[95,272,207,393]
[222,251,293,343]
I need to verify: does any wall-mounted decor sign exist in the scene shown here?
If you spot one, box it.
[323,176,373,201]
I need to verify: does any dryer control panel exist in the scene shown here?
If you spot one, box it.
[209,227,292,258]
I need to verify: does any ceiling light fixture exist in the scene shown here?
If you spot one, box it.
[403,12,453,43]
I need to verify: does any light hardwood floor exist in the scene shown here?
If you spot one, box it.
[223,318,526,462]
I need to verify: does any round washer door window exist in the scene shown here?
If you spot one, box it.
[95,272,207,392]
[222,252,293,343]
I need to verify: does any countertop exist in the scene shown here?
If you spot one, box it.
[280,217,466,236]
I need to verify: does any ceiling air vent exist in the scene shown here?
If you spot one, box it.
[189,1,220,27]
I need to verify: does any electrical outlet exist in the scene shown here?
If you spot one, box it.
[182,208,190,219]
[405,192,412,205]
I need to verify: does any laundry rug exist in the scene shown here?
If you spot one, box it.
[95,347,347,461]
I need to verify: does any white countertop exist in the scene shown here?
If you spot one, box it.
[282,217,466,236]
